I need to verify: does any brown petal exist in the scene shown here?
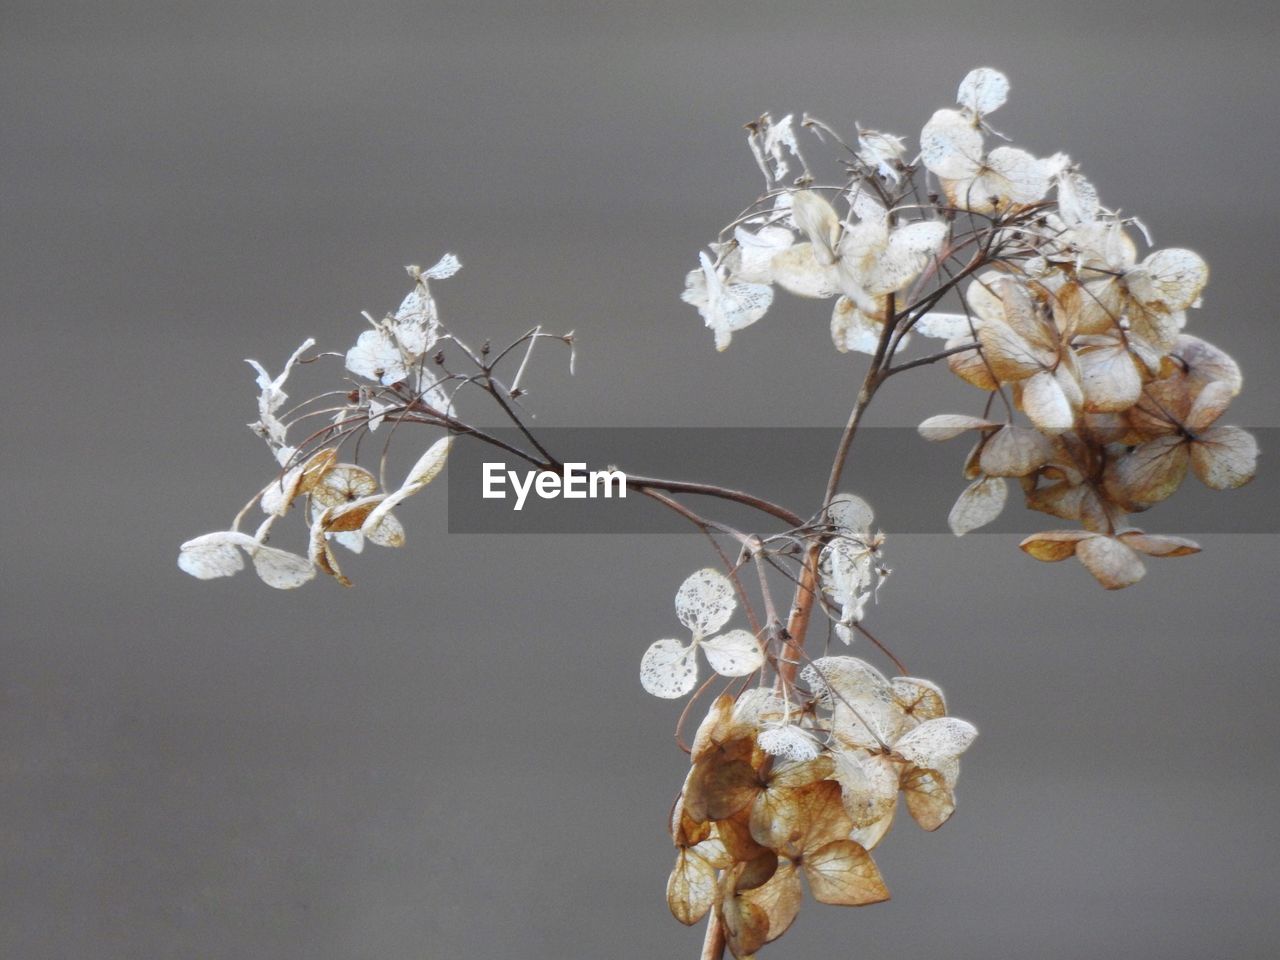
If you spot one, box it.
[690,695,736,762]
[947,338,1000,391]
[1019,530,1092,562]
[1117,532,1201,558]
[892,678,947,721]
[749,785,810,854]
[801,839,890,906]
[715,810,769,863]
[667,849,717,926]
[719,893,769,959]
[684,751,760,823]
[739,859,803,945]
[1103,436,1189,508]
[735,850,779,892]
[321,494,385,532]
[902,767,957,832]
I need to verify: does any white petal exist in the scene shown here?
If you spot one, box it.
[770,244,841,298]
[1021,369,1074,434]
[894,717,978,767]
[913,311,972,339]
[363,509,405,548]
[732,225,794,284]
[701,629,765,678]
[640,638,699,699]
[392,287,439,357]
[1076,535,1146,589]
[346,329,408,385]
[919,109,983,181]
[827,493,874,534]
[675,568,736,637]
[1190,426,1258,490]
[178,531,255,580]
[917,414,994,441]
[830,297,882,354]
[790,191,842,264]
[985,147,1049,204]
[957,67,1009,116]
[405,435,453,487]
[867,221,947,296]
[1130,248,1208,311]
[423,253,461,279]
[758,725,821,762]
[249,544,316,589]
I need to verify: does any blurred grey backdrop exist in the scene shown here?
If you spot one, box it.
[2,2,1278,958]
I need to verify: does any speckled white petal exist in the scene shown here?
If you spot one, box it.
[675,568,737,636]
[422,253,461,279]
[640,638,699,699]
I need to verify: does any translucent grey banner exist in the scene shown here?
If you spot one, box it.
[445,427,1272,534]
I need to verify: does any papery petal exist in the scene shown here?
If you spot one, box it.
[702,629,765,678]
[676,568,737,636]
[919,109,983,181]
[957,67,1010,116]
[948,475,1007,535]
[1076,535,1146,589]
[641,638,699,699]
[1190,425,1258,489]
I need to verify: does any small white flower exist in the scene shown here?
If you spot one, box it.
[640,569,765,698]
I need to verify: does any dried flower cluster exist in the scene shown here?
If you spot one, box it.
[684,67,1255,589]
[178,68,1252,960]
[656,563,975,957]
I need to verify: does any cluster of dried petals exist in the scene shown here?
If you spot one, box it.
[179,258,462,588]
[681,68,1057,355]
[683,106,956,354]
[921,257,1253,587]
[666,658,975,956]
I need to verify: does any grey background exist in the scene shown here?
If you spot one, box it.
[3,2,1278,958]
